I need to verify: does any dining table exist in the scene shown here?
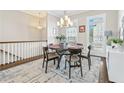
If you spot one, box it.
[49,43,83,69]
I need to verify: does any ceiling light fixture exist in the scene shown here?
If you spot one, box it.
[57,11,73,28]
[37,12,42,29]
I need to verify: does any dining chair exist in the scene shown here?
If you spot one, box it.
[65,48,83,79]
[80,45,91,70]
[42,46,59,73]
[48,43,56,52]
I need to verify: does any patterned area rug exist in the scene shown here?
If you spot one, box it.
[0,57,101,83]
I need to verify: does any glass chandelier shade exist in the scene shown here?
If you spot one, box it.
[57,12,73,28]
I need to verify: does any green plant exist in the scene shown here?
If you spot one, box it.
[55,34,66,42]
[107,37,123,46]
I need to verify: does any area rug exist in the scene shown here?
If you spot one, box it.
[49,57,101,83]
[0,57,101,83]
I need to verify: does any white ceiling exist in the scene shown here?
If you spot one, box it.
[48,10,88,17]
[21,10,47,18]
[21,10,88,18]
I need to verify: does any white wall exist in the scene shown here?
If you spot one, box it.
[118,10,124,40]
[70,10,119,47]
[40,16,47,41]
[0,10,46,41]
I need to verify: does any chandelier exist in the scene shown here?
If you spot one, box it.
[37,12,42,29]
[57,11,73,28]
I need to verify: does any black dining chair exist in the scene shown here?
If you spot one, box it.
[42,46,59,73]
[80,45,91,70]
[65,48,83,79]
[48,43,56,52]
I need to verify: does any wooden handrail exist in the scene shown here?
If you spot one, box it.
[0,40,47,43]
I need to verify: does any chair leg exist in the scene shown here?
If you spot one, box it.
[88,58,91,70]
[42,58,45,68]
[54,59,55,65]
[65,60,67,69]
[45,61,48,73]
[69,62,71,79]
[80,60,83,77]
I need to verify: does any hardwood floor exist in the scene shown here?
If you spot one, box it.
[0,54,113,83]
[0,55,43,71]
[98,57,114,83]
[99,57,109,83]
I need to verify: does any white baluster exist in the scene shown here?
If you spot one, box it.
[25,42,27,59]
[26,42,29,58]
[18,43,20,60]
[19,43,21,60]
[0,44,1,65]
[26,42,28,59]
[37,42,40,56]
[2,44,5,65]
[36,42,37,56]
[39,42,41,56]
[34,42,35,57]
[36,42,38,56]
[14,43,17,62]
[37,42,38,56]
[37,42,39,56]
[17,43,19,61]
[7,43,10,64]
[41,42,42,55]
[20,43,22,60]
[13,43,15,62]
[41,42,43,55]
[42,42,46,54]
[29,42,31,58]
[23,42,25,59]
[10,43,13,62]
[34,42,36,56]
[40,42,41,55]
[21,43,24,60]
[30,42,32,58]
[38,42,40,56]
[32,42,34,57]
[31,42,33,58]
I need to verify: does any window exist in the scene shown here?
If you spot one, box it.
[87,14,106,50]
[66,27,78,43]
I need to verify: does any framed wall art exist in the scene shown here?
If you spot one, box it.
[79,25,85,32]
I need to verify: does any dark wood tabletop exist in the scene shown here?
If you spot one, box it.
[49,43,83,50]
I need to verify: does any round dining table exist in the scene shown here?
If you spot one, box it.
[49,43,83,69]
